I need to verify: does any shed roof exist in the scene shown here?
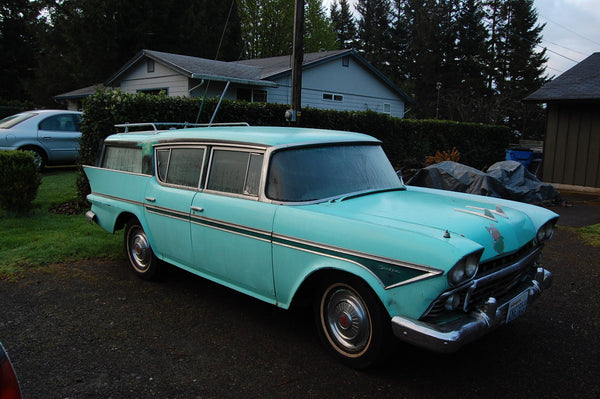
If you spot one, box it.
[525,52,600,102]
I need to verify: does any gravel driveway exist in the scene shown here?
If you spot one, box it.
[1,194,599,399]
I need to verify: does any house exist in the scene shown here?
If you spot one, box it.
[525,52,600,190]
[55,49,413,118]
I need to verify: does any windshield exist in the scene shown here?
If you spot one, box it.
[0,112,37,129]
[267,144,403,202]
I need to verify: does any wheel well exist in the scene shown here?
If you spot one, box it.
[19,145,47,158]
[290,269,378,310]
[115,212,137,231]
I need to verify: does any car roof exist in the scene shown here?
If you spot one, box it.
[104,126,380,147]
[24,109,82,115]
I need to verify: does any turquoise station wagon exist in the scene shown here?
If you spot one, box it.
[84,124,558,368]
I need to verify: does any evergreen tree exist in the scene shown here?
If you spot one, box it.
[32,0,243,105]
[483,0,548,136]
[239,0,335,59]
[448,0,492,122]
[305,0,337,52]
[330,0,357,49]
[0,0,44,102]
[356,0,395,77]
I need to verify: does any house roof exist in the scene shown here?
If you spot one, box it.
[525,52,600,103]
[236,49,415,104]
[58,49,414,105]
[54,84,109,100]
[106,50,277,88]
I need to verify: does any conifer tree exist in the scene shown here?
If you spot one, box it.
[330,0,358,49]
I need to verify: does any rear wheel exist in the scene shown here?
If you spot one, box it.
[124,219,160,279]
[20,146,47,170]
[315,275,391,369]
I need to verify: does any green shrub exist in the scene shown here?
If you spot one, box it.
[77,89,513,201]
[0,150,42,214]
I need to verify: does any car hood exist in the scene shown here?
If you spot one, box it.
[310,187,558,262]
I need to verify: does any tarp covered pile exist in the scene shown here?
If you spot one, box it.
[407,161,561,205]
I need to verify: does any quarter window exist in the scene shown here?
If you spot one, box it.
[102,146,143,173]
[207,150,264,196]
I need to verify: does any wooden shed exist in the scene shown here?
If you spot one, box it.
[525,53,600,190]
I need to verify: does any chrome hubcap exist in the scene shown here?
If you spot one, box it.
[129,229,151,272]
[325,287,371,353]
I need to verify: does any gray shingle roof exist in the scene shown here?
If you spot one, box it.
[235,50,351,78]
[106,50,273,87]
[525,52,600,102]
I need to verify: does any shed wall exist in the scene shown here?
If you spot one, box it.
[543,103,600,188]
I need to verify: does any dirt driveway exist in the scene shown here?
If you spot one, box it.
[1,195,599,399]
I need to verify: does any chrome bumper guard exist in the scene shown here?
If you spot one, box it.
[391,267,552,353]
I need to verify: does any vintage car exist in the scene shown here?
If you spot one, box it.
[84,124,558,368]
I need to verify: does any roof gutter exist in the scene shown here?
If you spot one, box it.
[191,74,278,88]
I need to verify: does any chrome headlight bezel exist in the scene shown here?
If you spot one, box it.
[448,253,481,286]
[536,220,556,244]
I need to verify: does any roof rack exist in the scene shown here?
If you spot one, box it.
[114,122,250,134]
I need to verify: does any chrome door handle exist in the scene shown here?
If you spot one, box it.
[190,206,204,212]
[145,197,156,202]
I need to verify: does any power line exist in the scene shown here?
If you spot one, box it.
[539,13,600,46]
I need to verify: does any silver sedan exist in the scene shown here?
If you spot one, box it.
[0,109,82,168]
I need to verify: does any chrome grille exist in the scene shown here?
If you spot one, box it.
[422,245,539,320]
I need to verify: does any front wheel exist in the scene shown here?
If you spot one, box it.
[124,219,160,279]
[315,276,391,369]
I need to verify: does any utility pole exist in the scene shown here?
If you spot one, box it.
[286,0,304,125]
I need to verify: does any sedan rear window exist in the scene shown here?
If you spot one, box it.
[267,144,402,202]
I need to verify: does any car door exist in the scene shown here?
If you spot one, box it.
[190,147,277,302]
[143,146,205,266]
[37,113,81,163]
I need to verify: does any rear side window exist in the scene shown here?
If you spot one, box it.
[156,147,205,188]
[102,146,143,173]
[207,149,263,196]
[39,114,80,132]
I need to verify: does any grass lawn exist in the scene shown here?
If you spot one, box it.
[0,168,122,277]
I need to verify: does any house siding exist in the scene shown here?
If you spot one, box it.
[267,57,405,117]
[543,103,600,188]
[118,60,190,97]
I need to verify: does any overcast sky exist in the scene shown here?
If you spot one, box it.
[322,0,600,77]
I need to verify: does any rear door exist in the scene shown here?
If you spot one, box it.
[37,113,81,163]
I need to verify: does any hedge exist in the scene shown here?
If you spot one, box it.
[0,150,42,214]
[77,89,512,201]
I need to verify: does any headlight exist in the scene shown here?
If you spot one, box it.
[448,253,480,286]
[537,221,556,243]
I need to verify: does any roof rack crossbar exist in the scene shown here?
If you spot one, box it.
[114,122,249,134]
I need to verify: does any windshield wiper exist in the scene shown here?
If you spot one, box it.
[331,187,406,203]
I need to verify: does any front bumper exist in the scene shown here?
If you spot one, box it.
[391,267,552,353]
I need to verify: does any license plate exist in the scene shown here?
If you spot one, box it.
[506,290,529,323]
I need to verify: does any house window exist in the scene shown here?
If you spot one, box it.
[323,93,343,102]
[147,59,155,73]
[236,88,267,103]
[137,88,168,96]
[342,56,350,67]
[383,103,391,114]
